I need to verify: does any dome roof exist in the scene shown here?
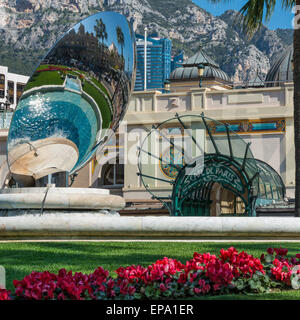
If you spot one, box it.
[247,72,264,87]
[170,47,230,83]
[182,49,219,68]
[170,65,231,82]
[265,45,293,86]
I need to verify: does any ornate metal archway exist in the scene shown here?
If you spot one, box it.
[137,114,285,216]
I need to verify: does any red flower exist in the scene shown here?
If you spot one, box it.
[0,289,11,300]
[291,257,297,265]
[213,283,221,291]
[274,247,288,257]
[128,286,136,295]
[193,288,201,294]
[8,246,300,300]
[159,283,167,292]
[270,258,293,285]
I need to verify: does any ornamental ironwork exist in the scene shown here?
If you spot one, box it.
[137,113,285,217]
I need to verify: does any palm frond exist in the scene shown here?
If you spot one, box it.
[207,0,295,37]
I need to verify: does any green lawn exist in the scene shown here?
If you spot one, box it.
[82,80,112,129]
[25,70,64,90]
[37,64,111,99]
[91,77,111,99]
[1,241,300,299]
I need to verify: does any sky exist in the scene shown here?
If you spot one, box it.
[192,0,294,30]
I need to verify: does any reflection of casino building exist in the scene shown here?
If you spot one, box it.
[47,23,128,132]
[46,23,125,106]
[48,24,124,73]
[86,45,295,212]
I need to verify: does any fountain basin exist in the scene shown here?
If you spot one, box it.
[8,137,79,181]
[0,188,125,211]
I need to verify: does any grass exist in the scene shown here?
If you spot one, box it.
[91,77,110,99]
[82,80,112,129]
[25,70,64,90]
[36,64,111,100]
[1,241,300,299]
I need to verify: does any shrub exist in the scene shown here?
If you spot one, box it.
[2,247,300,300]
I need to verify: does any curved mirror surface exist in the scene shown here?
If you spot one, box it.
[7,11,135,184]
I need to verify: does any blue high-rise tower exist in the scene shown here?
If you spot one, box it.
[134,34,172,91]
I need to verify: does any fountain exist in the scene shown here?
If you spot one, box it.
[0,11,136,217]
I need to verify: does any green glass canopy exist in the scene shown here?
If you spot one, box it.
[137,114,285,216]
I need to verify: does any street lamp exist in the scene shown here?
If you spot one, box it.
[197,63,205,88]
[144,26,148,91]
[164,80,170,93]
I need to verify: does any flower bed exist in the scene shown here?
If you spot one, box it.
[1,247,300,300]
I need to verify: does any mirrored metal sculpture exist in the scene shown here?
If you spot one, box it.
[7,11,136,186]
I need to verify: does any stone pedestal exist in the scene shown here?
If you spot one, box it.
[0,187,125,214]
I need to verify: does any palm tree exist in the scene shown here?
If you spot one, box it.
[116,26,125,58]
[210,0,300,215]
[94,18,107,47]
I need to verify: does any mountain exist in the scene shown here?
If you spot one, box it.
[0,0,293,82]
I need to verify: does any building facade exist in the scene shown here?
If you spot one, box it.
[134,34,172,91]
[117,83,294,201]
[0,66,29,110]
